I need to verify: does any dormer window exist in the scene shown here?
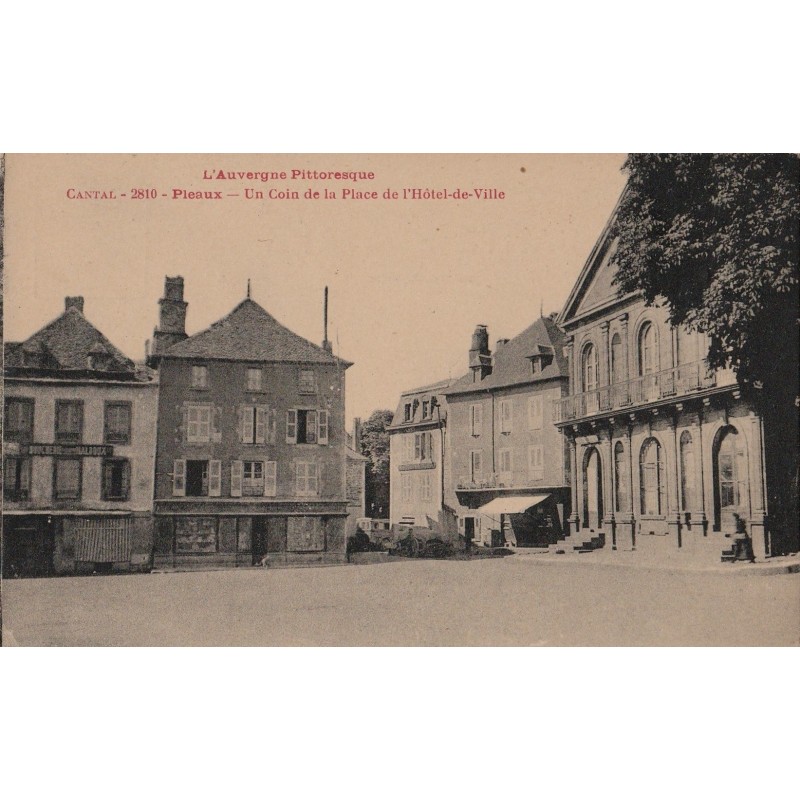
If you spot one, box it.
[422,400,429,419]
[527,345,554,375]
[404,403,412,422]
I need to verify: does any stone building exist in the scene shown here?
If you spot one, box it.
[444,319,571,548]
[148,277,352,568]
[387,379,453,534]
[554,197,788,561]
[345,421,368,540]
[3,296,158,577]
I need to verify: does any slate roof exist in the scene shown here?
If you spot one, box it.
[161,298,350,365]
[445,315,569,396]
[389,377,453,429]
[4,306,136,375]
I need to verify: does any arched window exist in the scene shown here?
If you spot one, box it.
[676,325,697,366]
[582,343,598,392]
[614,441,628,512]
[680,430,695,511]
[638,322,658,376]
[716,426,748,515]
[640,437,666,516]
[610,333,624,384]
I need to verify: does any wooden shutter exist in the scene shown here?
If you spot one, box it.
[209,460,222,496]
[264,461,277,496]
[173,459,186,496]
[255,407,267,444]
[268,408,277,444]
[318,410,329,445]
[242,406,254,444]
[187,407,199,442]
[306,410,318,444]
[230,460,243,497]
[286,410,297,443]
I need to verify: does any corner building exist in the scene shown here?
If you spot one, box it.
[554,196,785,561]
[3,297,157,577]
[150,277,352,568]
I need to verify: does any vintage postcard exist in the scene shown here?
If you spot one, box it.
[2,153,798,646]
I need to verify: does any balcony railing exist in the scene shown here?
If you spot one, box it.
[554,361,736,423]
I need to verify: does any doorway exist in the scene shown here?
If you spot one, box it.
[583,447,603,529]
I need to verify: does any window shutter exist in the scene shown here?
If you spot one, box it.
[264,461,277,496]
[209,460,222,496]
[306,410,318,444]
[173,459,186,496]
[230,460,243,497]
[124,460,131,500]
[312,462,320,495]
[187,407,198,441]
[268,409,277,444]
[255,407,266,444]
[237,407,246,443]
[286,410,297,443]
[318,410,329,444]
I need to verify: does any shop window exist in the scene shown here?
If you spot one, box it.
[4,456,31,501]
[104,401,132,444]
[55,400,83,443]
[54,457,82,500]
[4,398,34,443]
[102,458,131,501]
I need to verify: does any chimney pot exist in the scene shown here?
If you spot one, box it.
[65,296,84,313]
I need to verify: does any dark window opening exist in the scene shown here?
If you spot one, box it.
[297,410,318,444]
[186,460,209,497]
[102,458,130,501]
[4,456,31,501]
[5,398,35,443]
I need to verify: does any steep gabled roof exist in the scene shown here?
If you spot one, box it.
[4,306,135,372]
[557,187,634,327]
[445,315,569,397]
[163,298,351,366]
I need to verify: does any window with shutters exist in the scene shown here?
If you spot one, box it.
[470,450,483,482]
[54,457,82,500]
[242,461,265,496]
[4,456,31,501]
[186,404,212,443]
[104,401,132,444]
[528,396,543,430]
[264,461,277,496]
[471,404,483,436]
[287,409,329,444]
[241,405,269,444]
[401,473,412,502]
[246,367,262,391]
[498,448,512,476]
[403,403,412,422]
[5,398,35,443]
[295,462,319,496]
[185,459,218,497]
[102,458,130,501]
[55,400,83,443]
[420,472,432,501]
[499,399,512,434]
[528,445,544,481]
[413,431,432,461]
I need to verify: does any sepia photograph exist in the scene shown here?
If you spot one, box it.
[2,153,798,647]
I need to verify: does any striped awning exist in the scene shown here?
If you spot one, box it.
[73,518,132,563]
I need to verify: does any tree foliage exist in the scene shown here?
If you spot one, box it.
[359,409,393,518]
[610,154,799,394]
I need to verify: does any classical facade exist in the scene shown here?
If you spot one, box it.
[149,277,352,569]
[3,296,157,577]
[444,319,571,548]
[387,379,453,533]
[555,200,780,561]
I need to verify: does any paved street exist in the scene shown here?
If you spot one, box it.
[2,558,798,646]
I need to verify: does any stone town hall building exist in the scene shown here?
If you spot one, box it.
[554,197,793,561]
[148,277,352,569]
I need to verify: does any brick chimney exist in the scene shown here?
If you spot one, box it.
[65,296,84,314]
[152,276,188,357]
[469,324,492,381]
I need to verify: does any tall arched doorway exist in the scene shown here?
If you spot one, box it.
[583,447,603,530]
[713,425,749,533]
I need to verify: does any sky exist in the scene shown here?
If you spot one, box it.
[3,154,627,423]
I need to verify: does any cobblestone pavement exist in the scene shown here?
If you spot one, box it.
[3,558,798,646]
